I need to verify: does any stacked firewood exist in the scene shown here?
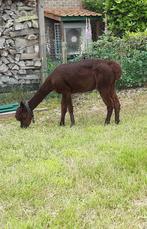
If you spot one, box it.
[0,0,41,92]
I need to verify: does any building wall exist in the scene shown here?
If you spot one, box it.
[0,0,41,92]
[44,0,82,9]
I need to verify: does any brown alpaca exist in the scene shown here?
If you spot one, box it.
[15,59,121,128]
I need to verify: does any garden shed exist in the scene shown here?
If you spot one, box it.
[44,0,102,59]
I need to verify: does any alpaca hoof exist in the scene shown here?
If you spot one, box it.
[60,122,65,126]
[70,122,75,128]
[104,120,110,125]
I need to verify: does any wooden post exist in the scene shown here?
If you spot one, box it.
[60,21,67,63]
[62,41,67,64]
[36,0,48,84]
[104,12,108,34]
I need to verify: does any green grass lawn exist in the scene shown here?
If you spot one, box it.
[0,89,147,229]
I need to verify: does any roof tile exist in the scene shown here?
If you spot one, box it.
[44,8,101,17]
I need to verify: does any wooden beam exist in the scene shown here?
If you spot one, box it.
[10,28,39,37]
[36,0,48,84]
[0,111,16,119]
[21,53,39,60]
[44,12,61,21]
[15,15,37,23]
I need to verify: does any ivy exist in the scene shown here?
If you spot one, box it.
[83,0,147,36]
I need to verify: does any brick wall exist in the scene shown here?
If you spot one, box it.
[44,0,82,9]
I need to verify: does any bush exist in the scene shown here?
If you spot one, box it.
[47,58,61,74]
[117,50,147,88]
[83,0,147,37]
[105,0,147,36]
[78,34,147,89]
[124,31,147,51]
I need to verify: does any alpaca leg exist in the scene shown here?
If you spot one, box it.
[66,93,75,127]
[112,92,121,124]
[99,89,114,125]
[60,94,67,126]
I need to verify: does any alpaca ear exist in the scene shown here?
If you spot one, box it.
[20,101,25,108]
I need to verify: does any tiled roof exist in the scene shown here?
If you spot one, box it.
[44,8,101,20]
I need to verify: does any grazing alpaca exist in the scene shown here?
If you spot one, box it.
[15,59,121,128]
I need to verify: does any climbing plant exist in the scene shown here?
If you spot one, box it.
[83,0,147,36]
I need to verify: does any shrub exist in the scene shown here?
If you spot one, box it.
[79,34,147,89]
[105,0,147,36]
[47,58,61,74]
[83,0,147,37]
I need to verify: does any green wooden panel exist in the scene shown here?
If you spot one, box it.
[61,16,101,22]
[0,103,19,113]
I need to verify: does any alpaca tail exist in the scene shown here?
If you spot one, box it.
[108,61,122,80]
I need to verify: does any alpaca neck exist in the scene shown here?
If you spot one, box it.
[28,78,53,110]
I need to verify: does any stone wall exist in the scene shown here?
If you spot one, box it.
[0,0,41,92]
[44,0,82,9]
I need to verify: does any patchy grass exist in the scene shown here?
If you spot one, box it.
[0,89,147,229]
